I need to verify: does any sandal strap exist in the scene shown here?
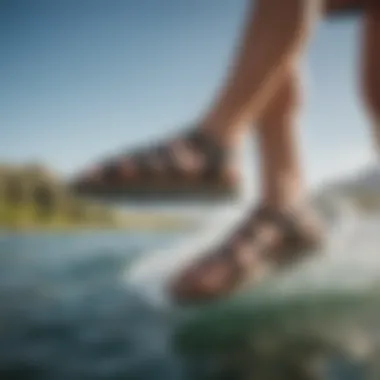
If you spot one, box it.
[185,129,230,179]
[220,205,321,275]
[101,159,123,183]
[111,127,230,180]
[253,205,323,245]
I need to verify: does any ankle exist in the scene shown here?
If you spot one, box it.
[260,191,307,213]
[197,125,240,150]
[196,112,243,148]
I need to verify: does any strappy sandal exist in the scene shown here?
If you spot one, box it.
[69,128,239,201]
[170,205,325,304]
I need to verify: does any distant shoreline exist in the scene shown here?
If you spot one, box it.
[0,210,197,233]
[0,163,199,232]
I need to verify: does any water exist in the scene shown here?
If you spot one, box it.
[1,209,380,379]
[0,231,186,380]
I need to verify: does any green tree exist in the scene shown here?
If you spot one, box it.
[32,182,57,220]
[2,174,25,206]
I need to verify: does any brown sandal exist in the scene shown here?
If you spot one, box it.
[170,206,324,304]
[69,128,239,201]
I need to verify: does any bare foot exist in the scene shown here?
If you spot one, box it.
[170,205,325,304]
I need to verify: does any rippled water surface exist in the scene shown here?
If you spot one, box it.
[1,213,380,379]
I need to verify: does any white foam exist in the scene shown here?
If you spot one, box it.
[123,195,369,309]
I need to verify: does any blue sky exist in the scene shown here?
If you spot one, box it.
[0,0,375,188]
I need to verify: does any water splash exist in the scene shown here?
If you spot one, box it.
[124,194,363,310]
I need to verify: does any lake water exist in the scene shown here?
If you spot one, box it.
[1,209,380,379]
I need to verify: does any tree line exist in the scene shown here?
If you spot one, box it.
[0,164,121,228]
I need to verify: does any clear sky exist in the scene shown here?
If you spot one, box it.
[0,0,375,188]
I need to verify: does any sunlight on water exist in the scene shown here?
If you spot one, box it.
[1,194,380,379]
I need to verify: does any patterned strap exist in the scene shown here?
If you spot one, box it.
[101,128,230,182]
[219,206,321,275]
[185,129,229,179]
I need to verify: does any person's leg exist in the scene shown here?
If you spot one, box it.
[201,0,323,145]
[257,64,306,211]
[361,1,380,154]
[171,63,323,302]
[71,0,323,199]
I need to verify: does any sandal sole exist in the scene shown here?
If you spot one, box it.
[70,181,240,202]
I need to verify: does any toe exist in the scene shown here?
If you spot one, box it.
[170,257,232,303]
